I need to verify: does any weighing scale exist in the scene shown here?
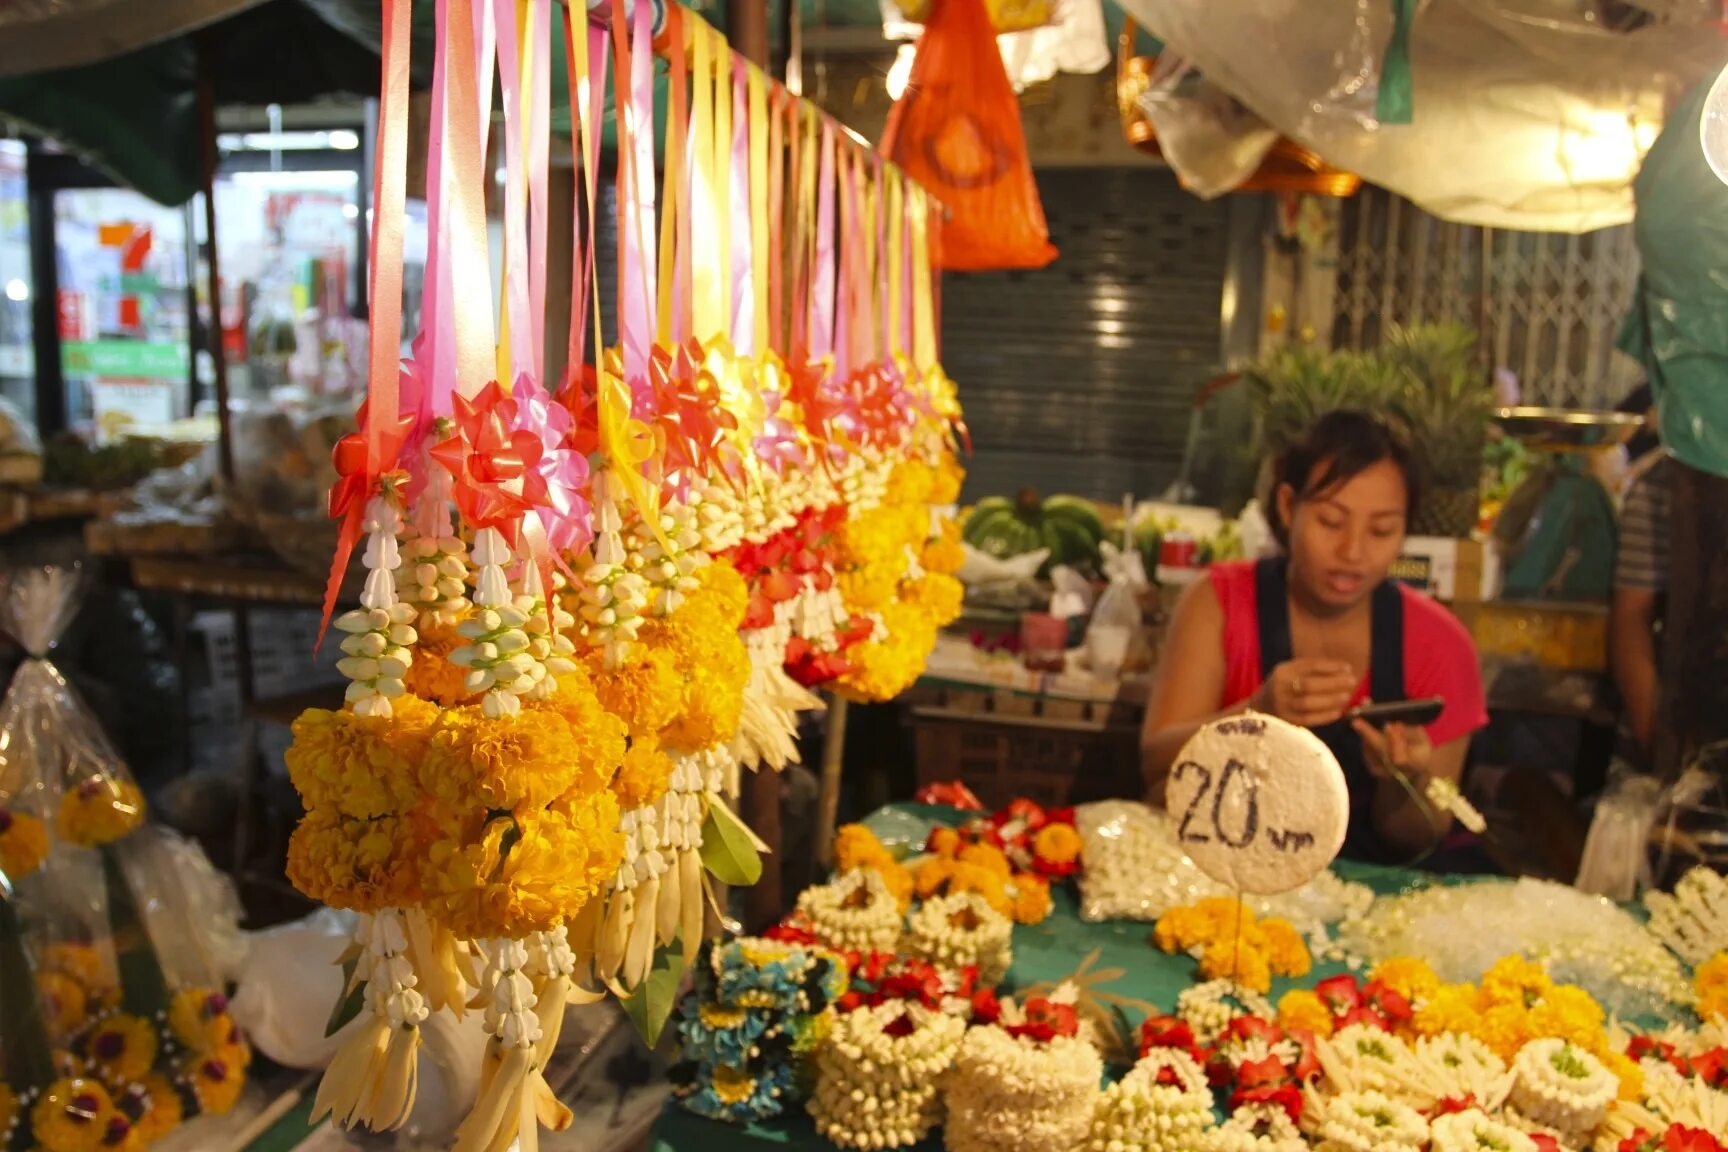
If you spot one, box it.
[1490,407,1644,602]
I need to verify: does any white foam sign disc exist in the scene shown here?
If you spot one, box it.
[1164,711,1349,894]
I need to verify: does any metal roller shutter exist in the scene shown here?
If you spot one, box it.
[944,167,1229,507]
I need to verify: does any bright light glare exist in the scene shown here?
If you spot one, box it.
[886,44,916,102]
[328,129,360,150]
[1703,62,1728,185]
[342,203,360,220]
[3,279,26,302]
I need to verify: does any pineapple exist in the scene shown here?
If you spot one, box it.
[1382,324,1493,538]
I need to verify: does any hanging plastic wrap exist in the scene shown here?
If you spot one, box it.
[880,0,1058,270]
[0,566,250,1152]
[1115,0,1717,231]
[1621,78,1728,479]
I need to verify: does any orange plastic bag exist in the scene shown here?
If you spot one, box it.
[880,0,1058,271]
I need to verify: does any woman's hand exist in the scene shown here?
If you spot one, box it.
[1254,658,1357,728]
[1352,718,1433,780]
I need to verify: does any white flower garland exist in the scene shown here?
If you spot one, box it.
[903,891,1014,985]
[1316,1023,1420,1099]
[1411,1033,1513,1114]
[1084,1050,1213,1152]
[1424,776,1486,834]
[1211,1103,1306,1152]
[797,869,905,955]
[945,1025,1103,1152]
[1643,866,1728,967]
[1428,1108,1540,1152]
[1507,1039,1616,1140]
[1300,1088,1428,1152]
[1175,980,1273,1046]
[809,1002,965,1150]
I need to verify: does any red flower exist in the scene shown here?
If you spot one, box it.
[763,918,819,947]
[1006,998,1079,1043]
[1529,1137,1566,1152]
[1335,1005,1392,1033]
[1222,1017,1285,1048]
[1433,1096,1477,1116]
[914,782,986,810]
[1628,1036,1678,1064]
[1362,980,1413,1024]
[1687,1047,1728,1088]
[1285,1027,1322,1083]
[1231,1084,1302,1126]
[1663,1126,1728,1152]
[429,380,548,541]
[1044,807,1076,827]
[1001,799,1048,832]
[970,988,1002,1026]
[836,990,865,1013]
[882,1013,917,1039]
[1315,974,1363,1016]
[1234,1054,1290,1090]
[1138,1015,1198,1057]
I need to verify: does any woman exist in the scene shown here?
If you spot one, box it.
[1141,410,1488,865]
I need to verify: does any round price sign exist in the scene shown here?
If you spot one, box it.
[1164,711,1349,894]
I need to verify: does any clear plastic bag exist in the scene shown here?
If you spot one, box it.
[1084,576,1145,679]
[0,564,252,1149]
[1573,764,1662,902]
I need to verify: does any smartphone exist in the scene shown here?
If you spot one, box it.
[1348,697,1445,728]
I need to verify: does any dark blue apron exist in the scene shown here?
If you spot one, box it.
[1254,557,1405,864]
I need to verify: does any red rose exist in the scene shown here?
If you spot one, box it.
[1222,1016,1285,1048]
[970,988,1002,1026]
[1234,1054,1290,1090]
[1231,1084,1303,1126]
[1285,1027,1322,1083]
[1315,974,1363,1015]
[1686,1047,1728,1088]
[1362,980,1413,1024]
[1663,1125,1728,1152]
[1334,1005,1392,1033]
[1138,1015,1198,1057]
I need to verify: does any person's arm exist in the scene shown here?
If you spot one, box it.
[1611,585,1661,754]
[1355,721,1470,855]
[1141,579,1233,803]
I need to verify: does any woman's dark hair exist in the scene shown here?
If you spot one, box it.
[1269,409,1421,548]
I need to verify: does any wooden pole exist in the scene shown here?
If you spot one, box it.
[813,696,850,870]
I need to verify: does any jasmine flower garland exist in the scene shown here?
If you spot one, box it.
[1316,1023,1420,1098]
[1175,980,1274,1046]
[796,869,905,955]
[1211,1102,1307,1152]
[903,891,1014,985]
[1507,1038,1616,1140]
[809,1001,966,1150]
[1427,1108,1541,1152]
[1298,1087,1429,1152]
[944,1019,1104,1152]
[1411,1033,1512,1114]
[1084,1049,1213,1152]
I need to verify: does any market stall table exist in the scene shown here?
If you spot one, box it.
[650,805,1433,1152]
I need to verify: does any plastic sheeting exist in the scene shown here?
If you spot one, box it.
[1618,76,1728,479]
[1115,0,1727,232]
[0,0,270,77]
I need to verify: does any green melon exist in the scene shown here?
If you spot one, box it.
[962,489,1106,574]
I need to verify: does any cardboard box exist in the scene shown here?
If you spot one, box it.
[1392,536,1501,603]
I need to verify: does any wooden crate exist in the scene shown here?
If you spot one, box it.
[909,696,1143,810]
[1457,599,1608,674]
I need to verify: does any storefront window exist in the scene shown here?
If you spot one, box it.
[0,139,31,425]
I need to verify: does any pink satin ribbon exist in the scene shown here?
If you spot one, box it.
[811,122,836,361]
[729,56,753,353]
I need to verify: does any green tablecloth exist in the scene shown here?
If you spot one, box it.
[652,807,1434,1152]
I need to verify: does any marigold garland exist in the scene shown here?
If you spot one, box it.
[1154,898,1310,993]
[0,804,49,881]
[1695,952,1728,1023]
[55,777,145,847]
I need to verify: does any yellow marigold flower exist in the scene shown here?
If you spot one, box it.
[1277,989,1335,1037]
[527,683,628,799]
[1479,954,1551,1007]
[285,809,423,912]
[1696,951,1728,1022]
[422,706,587,815]
[56,776,145,847]
[695,562,749,623]
[1475,1002,1532,1063]
[932,457,965,504]
[833,825,896,874]
[838,562,902,614]
[942,861,1011,917]
[168,988,237,1053]
[1527,983,1605,1047]
[926,827,963,859]
[1199,937,1272,993]
[913,858,953,899]
[83,1014,157,1084]
[401,618,478,706]
[660,641,749,751]
[1011,874,1053,924]
[422,793,623,940]
[958,842,1012,880]
[42,943,112,991]
[1032,822,1083,869]
[0,805,49,881]
[1412,983,1481,1037]
[586,648,683,739]
[1598,1046,1644,1101]
[183,1046,246,1115]
[613,736,675,810]
[37,970,89,1039]
[114,1075,182,1144]
[1369,956,1441,1005]
[838,607,935,703]
[921,533,966,576]
[1258,918,1311,978]
[33,1078,114,1152]
[907,573,964,628]
[879,860,915,909]
[285,699,436,819]
[886,460,937,507]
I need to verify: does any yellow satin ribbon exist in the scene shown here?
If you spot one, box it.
[911,186,936,373]
[712,25,733,342]
[657,6,685,339]
[447,0,496,397]
[887,167,904,357]
[597,354,672,551]
[748,64,770,357]
[690,21,720,343]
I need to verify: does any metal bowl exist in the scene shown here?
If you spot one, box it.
[1492,407,1645,451]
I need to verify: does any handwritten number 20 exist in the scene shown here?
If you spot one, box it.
[1173,759,1259,849]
